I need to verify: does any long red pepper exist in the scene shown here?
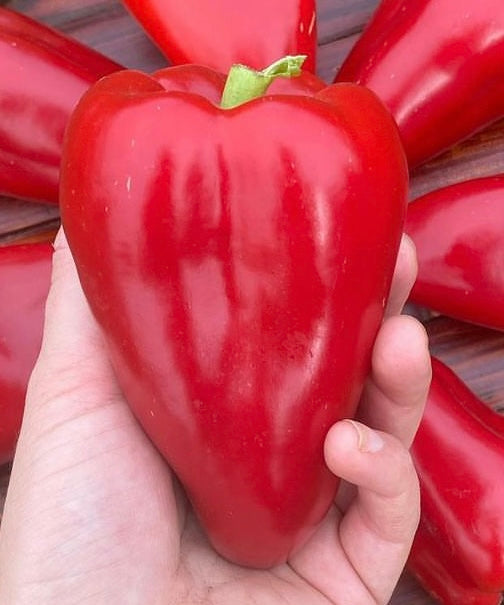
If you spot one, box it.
[0,243,53,465]
[335,0,504,168]
[0,7,122,205]
[405,175,504,332]
[409,357,504,604]
[411,530,502,605]
[121,0,317,73]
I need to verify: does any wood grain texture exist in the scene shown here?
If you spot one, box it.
[0,2,503,603]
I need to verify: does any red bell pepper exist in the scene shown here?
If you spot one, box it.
[0,7,122,204]
[60,57,407,567]
[0,242,53,465]
[335,0,504,168]
[121,0,317,73]
[409,356,504,604]
[405,175,504,332]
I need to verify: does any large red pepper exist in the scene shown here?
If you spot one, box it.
[0,7,122,204]
[60,58,407,567]
[409,356,504,604]
[0,243,53,465]
[121,0,317,73]
[405,175,504,332]
[334,0,504,168]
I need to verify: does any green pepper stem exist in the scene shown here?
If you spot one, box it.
[220,55,307,109]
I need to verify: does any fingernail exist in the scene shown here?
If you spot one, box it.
[345,420,384,453]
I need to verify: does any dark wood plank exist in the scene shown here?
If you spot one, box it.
[0,198,59,244]
[428,317,504,410]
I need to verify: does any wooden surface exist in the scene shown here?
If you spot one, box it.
[0,1,503,603]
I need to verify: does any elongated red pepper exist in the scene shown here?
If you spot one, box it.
[0,7,122,204]
[405,175,504,332]
[60,58,407,567]
[335,0,504,168]
[0,243,53,465]
[411,530,502,605]
[121,0,317,73]
[409,357,504,604]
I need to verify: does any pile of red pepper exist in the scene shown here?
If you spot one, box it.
[0,1,503,602]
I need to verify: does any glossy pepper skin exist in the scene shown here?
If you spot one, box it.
[61,66,407,567]
[405,175,504,331]
[409,357,504,604]
[0,7,122,204]
[0,243,53,465]
[335,0,504,168]
[121,0,316,73]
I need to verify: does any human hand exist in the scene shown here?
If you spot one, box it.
[0,230,430,605]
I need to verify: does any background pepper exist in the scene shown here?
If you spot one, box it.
[411,529,503,605]
[405,175,504,332]
[334,0,504,168]
[0,7,122,205]
[121,0,317,73]
[409,357,504,603]
[0,242,52,465]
